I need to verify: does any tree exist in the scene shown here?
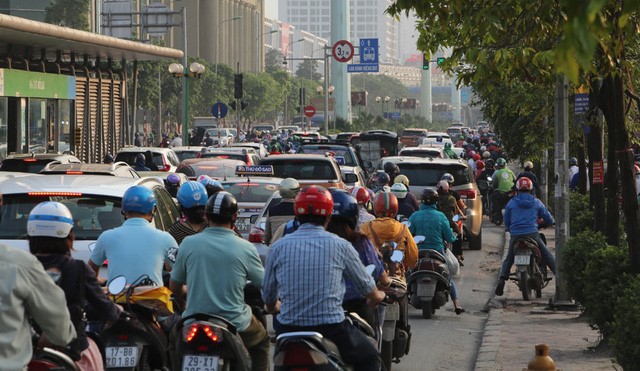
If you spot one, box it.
[295,60,322,82]
[265,48,284,74]
[44,0,90,30]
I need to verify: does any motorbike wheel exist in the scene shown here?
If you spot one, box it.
[519,271,531,301]
[421,301,433,319]
[535,288,542,298]
[381,340,393,371]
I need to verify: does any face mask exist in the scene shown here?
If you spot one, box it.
[46,270,61,283]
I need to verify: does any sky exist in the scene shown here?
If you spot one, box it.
[265,0,277,20]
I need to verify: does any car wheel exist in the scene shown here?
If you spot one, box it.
[468,228,482,250]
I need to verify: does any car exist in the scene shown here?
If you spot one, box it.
[115,147,181,172]
[176,158,246,180]
[378,156,483,250]
[258,154,355,189]
[40,162,140,178]
[0,153,82,173]
[252,124,275,133]
[198,148,260,165]
[399,146,444,158]
[205,128,234,147]
[296,143,368,187]
[278,125,301,132]
[400,128,429,148]
[246,191,282,263]
[220,176,283,239]
[446,126,464,139]
[291,131,327,143]
[171,146,207,162]
[420,132,453,147]
[0,174,181,264]
[335,132,358,144]
[229,142,269,158]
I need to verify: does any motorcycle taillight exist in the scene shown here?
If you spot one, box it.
[278,343,325,366]
[183,323,222,343]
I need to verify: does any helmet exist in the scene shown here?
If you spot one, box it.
[122,186,156,214]
[177,181,208,208]
[480,146,487,152]
[103,153,114,163]
[394,175,410,188]
[350,186,371,205]
[483,151,491,159]
[205,191,238,218]
[496,158,507,168]
[516,177,533,191]
[436,180,450,193]
[383,162,400,176]
[444,142,452,149]
[390,183,408,199]
[476,160,485,171]
[485,158,495,168]
[27,202,74,238]
[421,188,439,205]
[167,173,181,185]
[377,172,391,186]
[441,173,455,184]
[569,157,578,166]
[372,192,398,218]
[329,189,359,229]
[524,161,534,171]
[294,186,333,216]
[473,153,481,161]
[468,150,476,157]
[279,178,301,199]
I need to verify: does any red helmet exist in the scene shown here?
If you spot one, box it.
[294,185,334,216]
[372,192,398,218]
[350,186,371,205]
[516,177,533,191]
[476,160,485,171]
[473,153,481,161]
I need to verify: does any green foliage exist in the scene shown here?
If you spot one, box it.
[265,49,284,74]
[611,274,640,369]
[562,229,608,304]
[569,192,595,236]
[44,0,90,30]
[295,60,322,82]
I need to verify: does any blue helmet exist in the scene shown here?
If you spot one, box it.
[329,188,359,229]
[122,185,156,214]
[177,181,208,208]
[167,173,181,185]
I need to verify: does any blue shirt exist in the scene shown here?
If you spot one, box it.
[408,204,456,254]
[171,227,264,331]
[90,218,178,286]
[344,236,384,302]
[262,223,376,326]
[504,193,555,235]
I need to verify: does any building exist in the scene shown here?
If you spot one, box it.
[0,0,49,22]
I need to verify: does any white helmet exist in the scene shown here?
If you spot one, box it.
[27,202,74,238]
[279,178,301,199]
[390,183,408,199]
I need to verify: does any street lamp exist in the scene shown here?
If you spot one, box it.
[255,29,278,72]
[215,16,242,75]
[169,61,205,145]
[282,38,305,71]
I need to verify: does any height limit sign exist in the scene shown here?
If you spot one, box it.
[332,40,354,63]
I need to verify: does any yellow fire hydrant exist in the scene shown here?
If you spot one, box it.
[525,344,557,371]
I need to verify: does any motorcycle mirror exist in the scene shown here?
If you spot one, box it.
[414,235,426,244]
[364,264,376,277]
[402,220,411,227]
[453,214,460,222]
[107,276,127,295]
[88,242,96,252]
[390,250,404,263]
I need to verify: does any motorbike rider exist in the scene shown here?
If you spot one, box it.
[394,174,420,211]
[515,161,541,196]
[360,192,419,279]
[262,185,385,371]
[490,157,516,217]
[165,173,181,198]
[436,181,465,264]
[170,191,269,371]
[373,171,391,193]
[441,173,467,261]
[495,177,556,296]
[350,185,375,229]
[89,185,179,286]
[168,181,209,244]
[408,189,465,315]
[29,202,121,369]
[384,162,401,185]
[264,178,300,245]
[133,153,150,172]
[443,142,458,159]
[391,183,417,219]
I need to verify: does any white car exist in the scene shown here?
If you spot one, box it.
[205,128,234,147]
[420,132,453,147]
[229,142,269,158]
[115,147,181,172]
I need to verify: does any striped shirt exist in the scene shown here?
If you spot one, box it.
[262,223,376,326]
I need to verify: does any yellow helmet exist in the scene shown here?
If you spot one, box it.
[394,174,409,187]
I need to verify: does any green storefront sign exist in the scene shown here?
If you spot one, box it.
[0,69,76,99]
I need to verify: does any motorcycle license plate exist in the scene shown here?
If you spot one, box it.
[417,281,436,297]
[514,255,530,265]
[105,346,138,368]
[182,355,219,371]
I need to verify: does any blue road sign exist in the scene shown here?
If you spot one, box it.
[574,93,589,124]
[383,112,401,120]
[359,38,378,64]
[347,64,380,73]
[211,102,228,118]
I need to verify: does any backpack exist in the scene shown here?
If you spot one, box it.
[56,259,87,360]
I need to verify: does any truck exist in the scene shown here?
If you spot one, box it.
[192,117,219,129]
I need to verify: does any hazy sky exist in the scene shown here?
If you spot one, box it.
[265,0,277,20]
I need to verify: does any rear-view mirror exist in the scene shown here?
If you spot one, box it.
[107,276,127,295]
[414,235,426,244]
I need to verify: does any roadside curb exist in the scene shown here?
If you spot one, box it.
[474,230,510,371]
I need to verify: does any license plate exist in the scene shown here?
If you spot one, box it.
[105,346,138,368]
[417,281,436,297]
[235,218,251,231]
[514,255,530,265]
[182,355,219,371]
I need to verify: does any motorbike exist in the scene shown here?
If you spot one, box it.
[406,236,451,319]
[477,177,491,215]
[489,188,513,225]
[28,346,78,371]
[510,225,552,301]
[101,275,173,370]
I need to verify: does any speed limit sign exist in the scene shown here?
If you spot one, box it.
[332,40,354,63]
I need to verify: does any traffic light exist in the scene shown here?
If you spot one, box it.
[240,101,249,110]
[234,74,243,99]
[229,101,237,110]
[437,57,445,66]
[422,54,429,70]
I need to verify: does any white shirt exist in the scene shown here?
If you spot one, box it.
[170,136,183,147]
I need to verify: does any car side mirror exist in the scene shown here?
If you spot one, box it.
[250,214,259,224]
[344,173,359,184]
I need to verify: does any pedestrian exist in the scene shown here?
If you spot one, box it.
[134,132,142,147]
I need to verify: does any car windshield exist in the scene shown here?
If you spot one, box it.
[178,162,239,179]
[399,149,441,158]
[0,194,123,240]
[402,130,427,137]
[222,182,279,203]
[261,159,338,180]
[175,151,199,162]
[296,146,356,166]
[395,163,470,187]
[200,152,247,162]
[0,159,54,173]
[206,129,230,137]
[115,152,164,167]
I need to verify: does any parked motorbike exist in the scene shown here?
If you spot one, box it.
[407,236,451,319]
[101,275,173,370]
[510,230,552,301]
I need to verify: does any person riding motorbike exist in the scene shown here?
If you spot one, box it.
[490,157,516,220]
[515,160,541,196]
[407,189,465,315]
[394,174,420,211]
[262,185,385,371]
[165,173,181,198]
[443,142,458,159]
[384,162,401,185]
[264,178,300,245]
[436,181,465,265]
[133,153,150,172]
[89,185,179,286]
[350,186,375,229]
[391,183,417,219]
[373,171,391,194]
[29,202,121,370]
[360,192,418,280]
[495,177,556,296]
[441,173,467,261]
[168,181,209,244]
[170,191,269,371]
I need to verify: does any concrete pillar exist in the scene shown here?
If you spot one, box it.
[331,0,351,122]
[421,68,432,123]
[199,0,214,62]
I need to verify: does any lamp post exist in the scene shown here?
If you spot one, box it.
[255,29,278,72]
[168,61,205,145]
[215,16,241,75]
[282,38,305,72]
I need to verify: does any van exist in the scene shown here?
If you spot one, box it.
[400,128,429,147]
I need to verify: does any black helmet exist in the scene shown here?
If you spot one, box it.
[383,162,400,176]
[377,172,391,186]
[205,191,238,218]
[421,188,439,205]
[569,157,578,166]
[329,189,359,230]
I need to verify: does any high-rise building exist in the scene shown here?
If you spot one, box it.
[278,0,399,64]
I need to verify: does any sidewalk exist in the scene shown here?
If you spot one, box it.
[474,228,616,371]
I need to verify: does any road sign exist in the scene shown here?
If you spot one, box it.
[592,160,604,184]
[211,102,228,119]
[332,40,354,63]
[304,105,316,118]
[359,38,378,64]
[347,64,379,73]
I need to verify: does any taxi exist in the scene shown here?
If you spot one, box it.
[176,158,246,180]
[258,153,354,189]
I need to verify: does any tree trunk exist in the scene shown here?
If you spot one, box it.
[588,78,605,234]
[598,77,620,246]
[577,136,588,194]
